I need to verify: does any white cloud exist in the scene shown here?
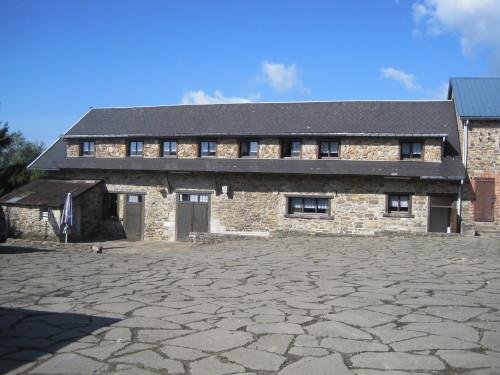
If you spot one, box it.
[181,90,257,105]
[261,62,307,93]
[380,67,420,91]
[413,0,500,71]
[425,82,450,99]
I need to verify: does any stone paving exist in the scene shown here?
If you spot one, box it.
[0,234,500,374]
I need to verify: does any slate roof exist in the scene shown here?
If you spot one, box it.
[0,179,102,207]
[29,100,464,180]
[64,101,456,138]
[29,152,464,180]
[449,77,500,119]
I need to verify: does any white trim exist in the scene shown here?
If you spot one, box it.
[28,108,94,169]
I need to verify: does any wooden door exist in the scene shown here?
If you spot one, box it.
[474,179,495,222]
[177,193,209,240]
[124,194,144,240]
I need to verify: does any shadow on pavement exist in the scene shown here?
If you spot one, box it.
[0,245,55,254]
[0,307,120,374]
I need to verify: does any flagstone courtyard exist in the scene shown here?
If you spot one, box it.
[1,234,500,374]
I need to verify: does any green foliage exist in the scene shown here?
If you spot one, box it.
[0,122,46,196]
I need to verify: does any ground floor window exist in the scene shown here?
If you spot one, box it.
[288,197,330,215]
[40,208,49,220]
[387,194,411,214]
[103,193,119,219]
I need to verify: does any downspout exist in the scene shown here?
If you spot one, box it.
[457,119,469,233]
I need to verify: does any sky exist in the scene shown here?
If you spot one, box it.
[1,0,500,145]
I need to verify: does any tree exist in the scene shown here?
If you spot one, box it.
[0,123,45,196]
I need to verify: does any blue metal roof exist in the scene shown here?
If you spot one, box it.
[449,77,500,119]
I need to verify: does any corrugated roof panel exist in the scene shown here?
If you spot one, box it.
[450,77,500,118]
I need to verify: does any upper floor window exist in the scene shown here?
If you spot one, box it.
[200,140,217,157]
[80,141,95,156]
[282,140,301,158]
[401,141,423,159]
[288,197,330,215]
[240,140,259,158]
[128,141,143,157]
[319,140,339,158]
[162,140,177,157]
[387,194,411,215]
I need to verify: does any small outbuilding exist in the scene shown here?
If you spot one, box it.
[0,179,104,241]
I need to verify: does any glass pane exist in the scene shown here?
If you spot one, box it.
[290,197,303,213]
[412,143,422,156]
[401,143,410,157]
[241,142,248,156]
[199,194,209,203]
[180,194,189,202]
[399,195,409,210]
[304,198,316,213]
[201,142,208,154]
[320,142,329,157]
[128,194,139,203]
[317,198,329,209]
[137,142,143,152]
[90,142,95,152]
[330,142,338,155]
[291,141,301,157]
[171,141,177,153]
[389,195,399,210]
[163,142,170,155]
[209,142,216,153]
[189,194,198,202]
[249,141,258,156]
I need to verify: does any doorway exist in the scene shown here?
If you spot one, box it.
[428,195,457,233]
[176,193,210,240]
[124,194,144,240]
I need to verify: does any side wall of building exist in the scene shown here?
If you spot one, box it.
[463,120,500,228]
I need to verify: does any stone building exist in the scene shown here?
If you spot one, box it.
[449,78,500,234]
[3,86,490,241]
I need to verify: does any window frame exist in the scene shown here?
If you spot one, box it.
[400,140,424,160]
[239,140,259,158]
[161,139,178,158]
[128,140,144,157]
[103,192,119,219]
[199,140,217,157]
[80,140,96,157]
[385,193,413,217]
[285,196,332,218]
[281,139,302,158]
[318,139,340,159]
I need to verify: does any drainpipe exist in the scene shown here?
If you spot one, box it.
[458,119,469,233]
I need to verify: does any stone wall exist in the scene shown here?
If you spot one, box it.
[96,139,126,158]
[54,170,460,241]
[301,139,318,159]
[177,139,198,158]
[66,137,445,162]
[259,139,281,159]
[465,121,500,227]
[144,140,160,158]
[424,138,442,162]
[217,139,239,158]
[341,138,400,161]
[66,140,79,157]
[2,206,62,240]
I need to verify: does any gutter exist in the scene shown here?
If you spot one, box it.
[60,132,449,139]
[457,119,469,234]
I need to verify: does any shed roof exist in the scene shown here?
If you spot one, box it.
[449,77,500,119]
[0,179,102,207]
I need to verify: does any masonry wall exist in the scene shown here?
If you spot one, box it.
[463,120,500,228]
[54,170,459,241]
[66,137,444,161]
[2,206,62,240]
